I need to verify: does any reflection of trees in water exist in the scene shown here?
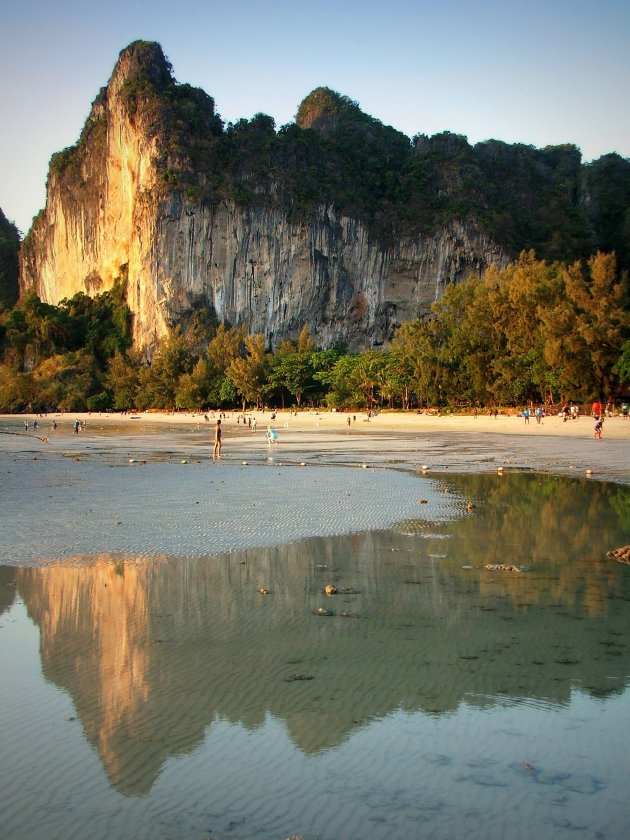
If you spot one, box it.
[610,487,630,526]
[433,474,630,616]
[13,475,630,796]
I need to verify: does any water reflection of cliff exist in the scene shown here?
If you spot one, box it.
[15,474,630,797]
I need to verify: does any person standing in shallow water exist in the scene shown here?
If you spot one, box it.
[213,419,222,459]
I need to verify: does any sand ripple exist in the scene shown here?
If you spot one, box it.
[1,459,462,566]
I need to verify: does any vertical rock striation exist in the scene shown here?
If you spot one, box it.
[154,197,505,348]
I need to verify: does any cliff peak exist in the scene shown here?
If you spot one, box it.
[296,87,362,132]
[110,40,173,94]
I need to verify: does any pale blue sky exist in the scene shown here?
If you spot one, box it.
[1,0,629,234]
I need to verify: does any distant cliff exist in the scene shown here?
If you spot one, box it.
[0,208,20,311]
[18,40,630,352]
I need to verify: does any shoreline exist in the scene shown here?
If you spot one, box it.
[2,408,629,485]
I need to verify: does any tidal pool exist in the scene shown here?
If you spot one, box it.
[1,472,629,839]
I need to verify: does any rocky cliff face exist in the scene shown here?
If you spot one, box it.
[19,41,508,352]
[20,43,165,346]
[153,197,505,348]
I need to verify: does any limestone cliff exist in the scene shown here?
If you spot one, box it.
[145,196,505,349]
[19,41,508,351]
[19,42,169,348]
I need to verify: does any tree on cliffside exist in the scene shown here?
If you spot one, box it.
[136,328,193,409]
[227,334,269,409]
[556,252,629,399]
[105,351,142,410]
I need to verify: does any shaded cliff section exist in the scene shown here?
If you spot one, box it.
[18,40,630,352]
[0,208,20,312]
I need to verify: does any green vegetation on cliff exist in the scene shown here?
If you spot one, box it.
[214,108,630,265]
[582,153,630,270]
[48,41,224,207]
[133,42,630,264]
[32,40,630,271]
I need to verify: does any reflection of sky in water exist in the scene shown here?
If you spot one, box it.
[1,472,630,839]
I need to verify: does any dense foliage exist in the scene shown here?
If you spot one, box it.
[0,280,132,411]
[216,100,629,261]
[1,253,627,413]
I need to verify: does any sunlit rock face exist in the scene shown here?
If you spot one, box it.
[19,41,508,352]
[19,43,165,348]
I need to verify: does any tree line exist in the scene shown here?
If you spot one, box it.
[0,251,628,414]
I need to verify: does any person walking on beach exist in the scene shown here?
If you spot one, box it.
[594,416,604,439]
[213,419,222,459]
[523,407,530,424]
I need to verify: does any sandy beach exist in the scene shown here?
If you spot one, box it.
[3,408,629,485]
[2,405,627,565]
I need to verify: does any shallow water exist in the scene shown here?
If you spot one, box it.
[1,470,630,839]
